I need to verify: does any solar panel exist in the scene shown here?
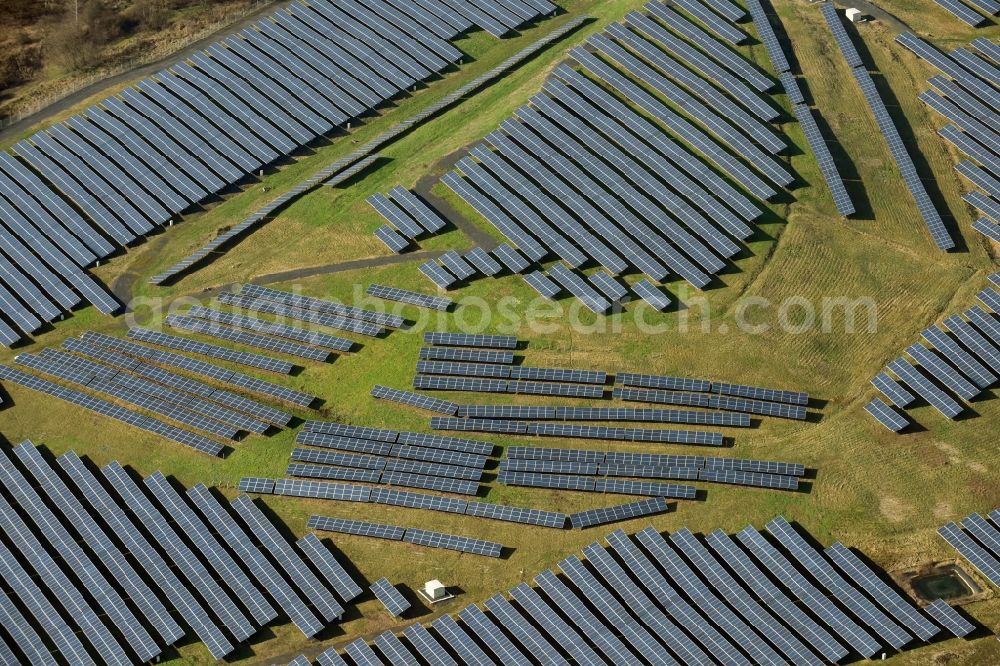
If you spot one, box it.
[309,515,404,540]
[638,526,788,665]
[0,447,158,664]
[297,533,362,603]
[624,10,775,118]
[518,271,558,299]
[669,527,821,664]
[380,470,479,496]
[933,0,988,26]
[417,360,511,378]
[367,283,453,311]
[102,462,255,644]
[375,223,411,253]
[944,315,1000,373]
[939,522,1000,587]
[508,583,606,666]
[383,457,483,481]
[419,260,457,289]
[166,314,333,362]
[369,192,425,238]
[767,517,912,648]
[441,171,548,262]
[820,3,863,68]
[587,271,629,303]
[370,487,468,514]
[56,454,231,659]
[825,542,940,642]
[0,363,225,456]
[128,327,294,373]
[186,485,324,639]
[372,384,459,415]
[373,630,420,666]
[698,467,800,490]
[296,432,394,457]
[872,371,916,407]
[14,444,183,649]
[303,420,400,442]
[967,306,1000,346]
[594,478,697,498]
[419,346,514,364]
[616,373,712,392]
[423,331,517,348]
[230,495,343,623]
[569,497,669,528]
[403,622,457,666]
[850,67,954,251]
[431,614,496,665]
[507,446,605,463]
[371,578,411,616]
[274,478,373,502]
[708,394,808,419]
[632,280,672,311]
[498,470,596,492]
[704,528,848,662]
[414,375,509,392]
[458,405,554,419]
[922,324,998,389]
[501,458,599,475]
[403,528,503,557]
[455,604,530,665]
[344,638,384,666]
[887,357,964,419]
[906,343,979,400]
[464,247,502,277]
[525,422,724,446]
[508,382,605,399]
[440,250,476,280]
[793,103,855,216]
[555,406,750,427]
[395,431,495,456]
[533,568,637,663]
[0,532,95,665]
[737,526,881,657]
[672,0,748,44]
[924,599,975,638]
[491,243,531,273]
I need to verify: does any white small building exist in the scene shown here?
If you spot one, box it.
[420,580,454,603]
[845,8,866,22]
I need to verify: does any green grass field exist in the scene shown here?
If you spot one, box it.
[1,1,999,664]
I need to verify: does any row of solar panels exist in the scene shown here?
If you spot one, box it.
[0,442,359,663]
[3,0,527,345]
[279,518,974,666]
[310,515,504,557]
[897,32,1000,246]
[502,446,805,491]
[414,358,808,403]
[0,326,319,454]
[370,187,447,253]
[434,418,725,446]
[818,20,955,249]
[240,476,567,528]
[154,11,588,285]
[368,283,454,311]
[498,462,800,492]
[866,279,1000,432]
[437,2,796,310]
[939,507,1000,590]
[300,419,496,455]
[769,5,855,217]
[933,0,1000,27]
[909,37,1000,242]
